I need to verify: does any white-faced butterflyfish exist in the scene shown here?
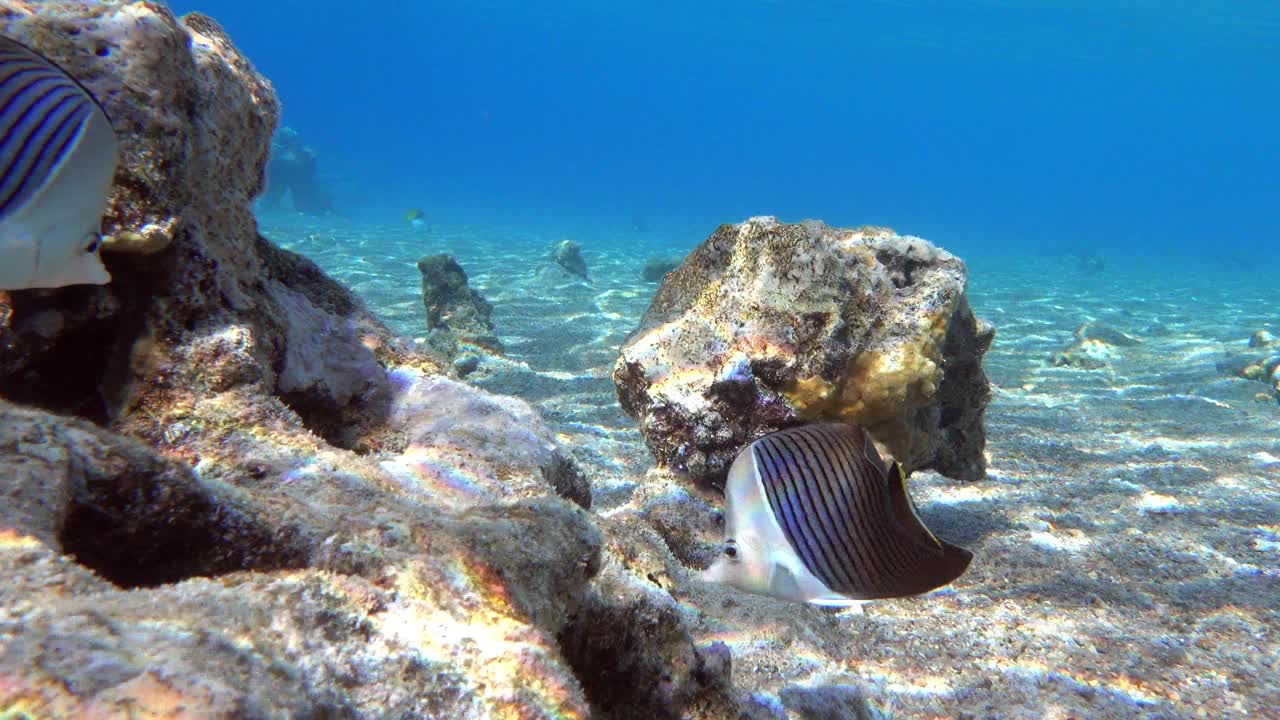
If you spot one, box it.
[702,422,972,608]
[0,35,118,291]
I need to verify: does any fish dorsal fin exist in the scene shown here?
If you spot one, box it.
[859,427,888,475]
[884,460,943,552]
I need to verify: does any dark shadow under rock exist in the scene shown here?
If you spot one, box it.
[779,684,885,720]
[641,256,681,283]
[2,400,310,589]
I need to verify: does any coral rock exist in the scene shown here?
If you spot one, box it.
[1249,329,1278,348]
[1049,337,1121,369]
[261,126,334,214]
[417,253,502,354]
[550,239,590,280]
[641,256,682,283]
[383,370,592,509]
[613,216,994,485]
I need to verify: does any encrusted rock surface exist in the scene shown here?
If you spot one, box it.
[0,397,604,716]
[1217,330,1280,403]
[417,252,502,355]
[0,4,754,718]
[613,216,994,485]
[261,126,334,215]
[550,239,590,280]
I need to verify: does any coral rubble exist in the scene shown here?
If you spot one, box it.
[613,216,995,485]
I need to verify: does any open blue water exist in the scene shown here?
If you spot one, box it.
[171,1,1278,267]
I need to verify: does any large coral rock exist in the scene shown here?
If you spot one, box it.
[614,216,994,484]
[0,399,603,717]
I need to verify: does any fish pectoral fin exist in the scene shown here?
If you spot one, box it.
[766,563,803,601]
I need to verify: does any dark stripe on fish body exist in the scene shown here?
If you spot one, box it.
[0,91,81,209]
[754,439,834,589]
[0,38,95,220]
[761,426,888,595]
[755,438,847,592]
[846,434,932,596]
[0,77,64,208]
[758,428,853,594]
[762,424,972,599]
[0,87,77,216]
[808,425,897,593]
[785,426,874,592]
[768,424,939,599]
[807,425,901,596]
[843,430,924,588]
[776,429,863,592]
[0,72,59,137]
[21,97,87,203]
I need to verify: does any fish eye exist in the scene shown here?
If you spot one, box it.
[723,540,738,559]
[85,233,102,254]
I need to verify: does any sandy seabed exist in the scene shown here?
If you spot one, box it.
[261,211,1280,719]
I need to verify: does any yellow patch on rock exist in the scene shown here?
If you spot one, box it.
[783,306,951,466]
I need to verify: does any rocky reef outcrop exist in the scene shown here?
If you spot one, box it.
[417,253,502,357]
[613,216,994,485]
[1048,321,1142,370]
[261,126,334,215]
[549,239,590,280]
[0,4,755,718]
[1217,329,1280,403]
[641,255,682,283]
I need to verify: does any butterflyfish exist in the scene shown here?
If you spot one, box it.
[702,422,972,607]
[0,35,118,291]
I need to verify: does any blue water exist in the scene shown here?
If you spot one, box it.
[170,1,1279,265]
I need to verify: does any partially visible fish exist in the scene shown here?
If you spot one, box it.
[702,422,972,608]
[0,35,117,291]
[405,207,428,230]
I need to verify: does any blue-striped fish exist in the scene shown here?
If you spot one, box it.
[702,423,972,607]
[0,35,117,291]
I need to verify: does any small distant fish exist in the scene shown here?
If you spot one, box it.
[702,423,972,607]
[0,35,118,290]
[405,208,428,230]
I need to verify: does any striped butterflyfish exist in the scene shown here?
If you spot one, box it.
[702,422,972,607]
[0,35,117,291]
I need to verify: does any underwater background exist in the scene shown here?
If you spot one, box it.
[3,1,1277,717]
[172,0,1279,268]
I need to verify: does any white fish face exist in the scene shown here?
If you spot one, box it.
[0,187,112,290]
[703,442,808,600]
[701,530,774,595]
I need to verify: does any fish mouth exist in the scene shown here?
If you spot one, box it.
[700,560,729,584]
